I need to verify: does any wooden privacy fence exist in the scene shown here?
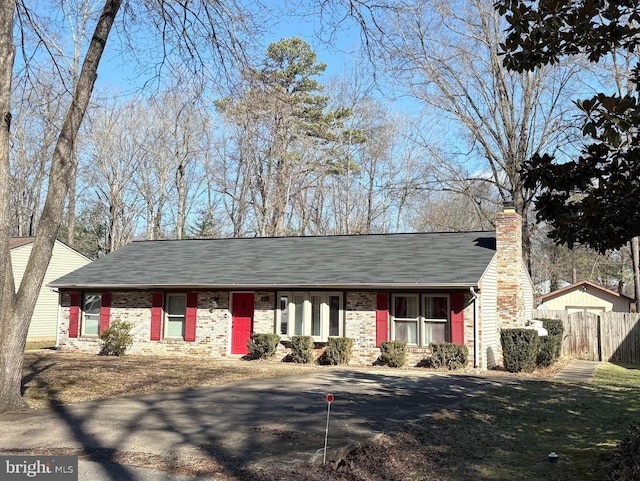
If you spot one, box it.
[532,309,640,364]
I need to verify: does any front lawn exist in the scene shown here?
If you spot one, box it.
[260,362,640,481]
[21,350,318,408]
[18,352,640,480]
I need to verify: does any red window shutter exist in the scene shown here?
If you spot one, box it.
[184,292,198,342]
[69,291,80,338]
[376,292,389,347]
[99,292,112,334]
[150,292,164,341]
[451,293,465,345]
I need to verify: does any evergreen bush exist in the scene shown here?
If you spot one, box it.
[320,337,354,365]
[428,342,469,370]
[99,319,134,356]
[536,336,557,368]
[378,340,407,367]
[542,319,564,359]
[500,328,539,372]
[535,319,564,367]
[290,335,315,363]
[247,333,281,360]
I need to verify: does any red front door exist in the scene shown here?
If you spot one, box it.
[231,292,254,354]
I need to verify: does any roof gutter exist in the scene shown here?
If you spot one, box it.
[48,282,481,291]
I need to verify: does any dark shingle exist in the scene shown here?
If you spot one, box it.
[49,232,497,289]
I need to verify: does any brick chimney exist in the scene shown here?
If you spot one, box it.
[495,202,525,330]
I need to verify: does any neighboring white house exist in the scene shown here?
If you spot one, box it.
[537,280,634,314]
[10,238,91,343]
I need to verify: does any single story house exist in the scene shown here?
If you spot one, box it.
[10,237,91,343]
[50,207,533,369]
[537,280,634,314]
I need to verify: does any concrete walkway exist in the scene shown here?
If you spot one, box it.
[554,359,600,383]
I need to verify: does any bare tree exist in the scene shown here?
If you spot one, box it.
[148,85,211,240]
[60,0,103,247]
[210,126,254,237]
[10,71,64,236]
[82,95,143,253]
[134,122,174,240]
[0,0,268,412]
[412,188,499,233]
[312,0,582,266]
[0,0,121,413]
[323,89,424,234]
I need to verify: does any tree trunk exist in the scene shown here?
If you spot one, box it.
[0,0,122,413]
[0,0,19,410]
[631,236,640,313]
[67,160,77,246]
[176,163,186,239]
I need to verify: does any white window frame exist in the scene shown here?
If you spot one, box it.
[82,293,102,337]
[422,294,450,346]
[391,293,452,347]
[391,293,420,346]
[164,293,187,339]
[276,291,343,341]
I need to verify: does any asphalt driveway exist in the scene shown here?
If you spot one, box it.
[1,367,501,479]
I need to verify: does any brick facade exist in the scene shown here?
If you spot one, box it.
[58,289,478,367]
[495,207,525,330]
[59,290,231,357]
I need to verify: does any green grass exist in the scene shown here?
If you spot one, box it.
[402,363,640,480]
[593,362,640,389]
[24,341,56,351]
[18,353,640,480]
[244,362,640,481]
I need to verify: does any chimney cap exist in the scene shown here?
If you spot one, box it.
[503,200,516,213]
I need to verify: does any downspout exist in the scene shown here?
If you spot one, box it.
[470,286,479,369]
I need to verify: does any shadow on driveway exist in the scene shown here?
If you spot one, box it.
[2,368,501,480]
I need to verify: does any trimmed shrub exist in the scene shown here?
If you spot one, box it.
[536,319,564,368]
[428,342,469,370]
[99,319,134,356]
[378,340,407,368]
[290,335,315,364]
[247,333,281,360]
[500,328,539,373]
[536,336,557,368]
[542,318,564,359]
[320,337,354,365]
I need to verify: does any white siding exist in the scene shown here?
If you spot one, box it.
[12,241,90,341]
[522,262,534,321]
[479,256,499,369]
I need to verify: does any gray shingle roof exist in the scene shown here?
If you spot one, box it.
[49,231,497,290]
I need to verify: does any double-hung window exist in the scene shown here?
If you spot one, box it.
[82,293,101,336]
[165,293,186,338]
[392,293,450,346]
[277,292,343,341]
[423,295,449,344]
[393,294,419,345]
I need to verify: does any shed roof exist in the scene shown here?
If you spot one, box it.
[538,280,635,303]
[49,231,497,290]
[9,237,36,249]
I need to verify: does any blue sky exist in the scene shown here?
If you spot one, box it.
[94,6,365,97]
